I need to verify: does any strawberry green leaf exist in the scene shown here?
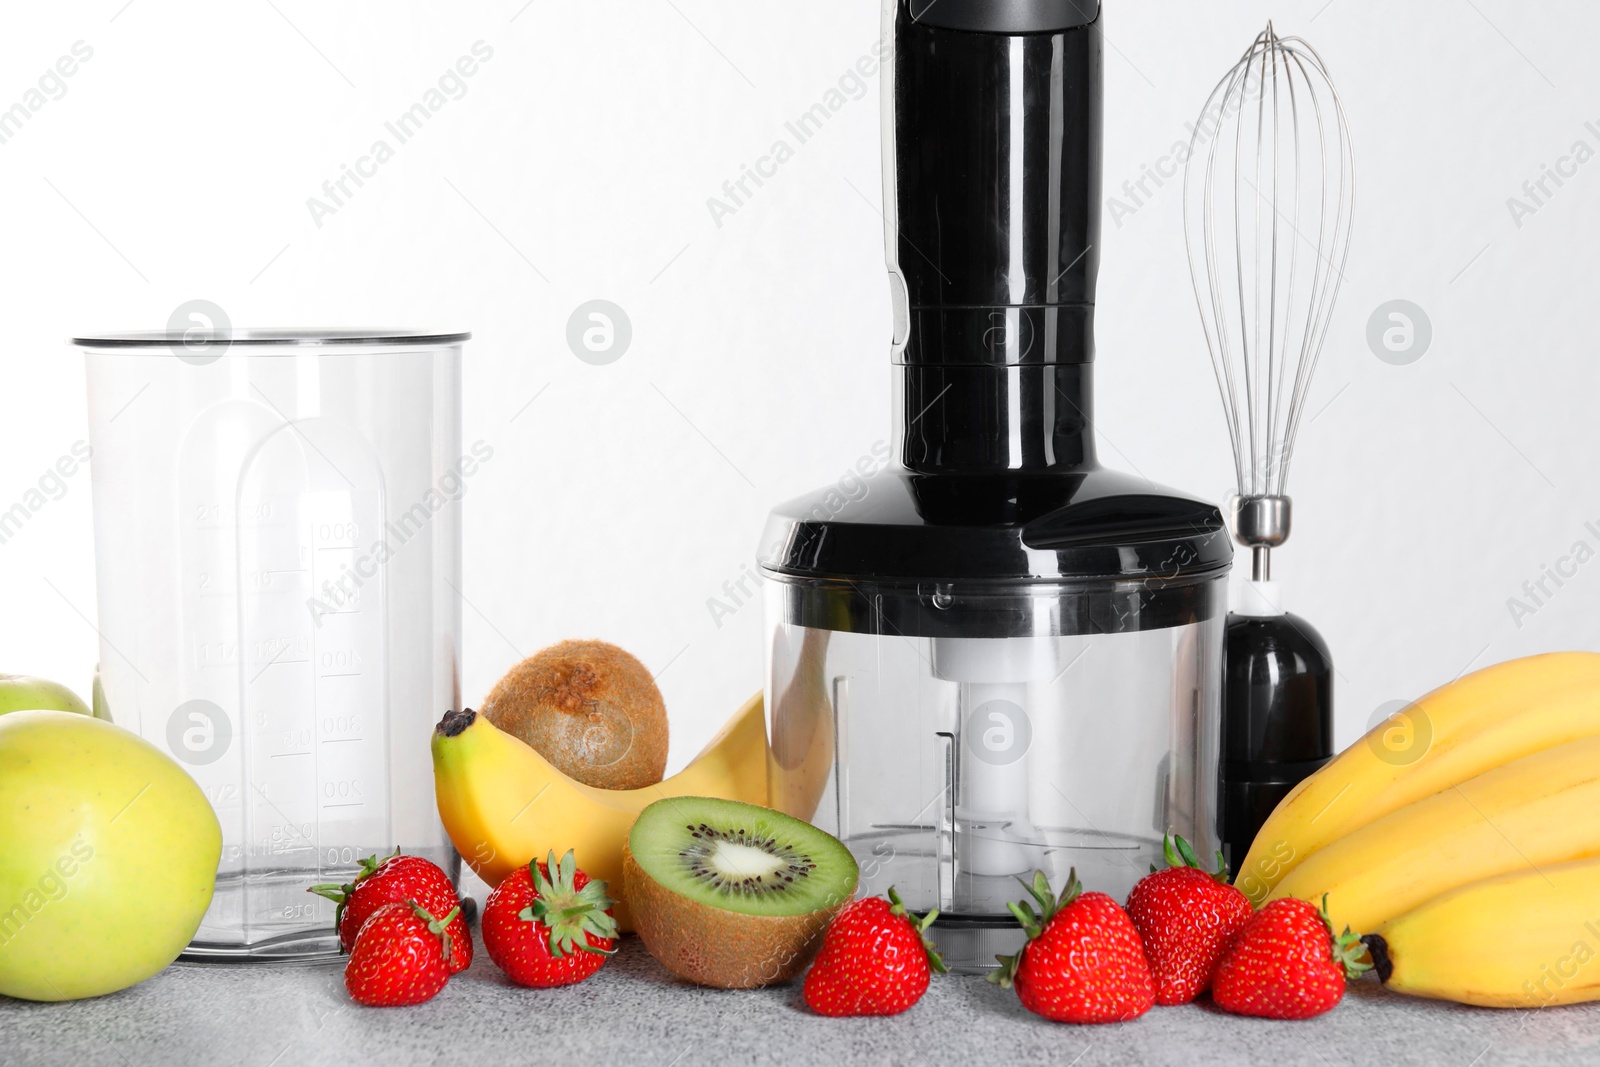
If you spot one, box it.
[1316,894,1372,980]
[886,885,947,975]
[1005,868,1081,942]
[520,849,619,959]
[406,899,459,965]
[987,949,1023,989]
[306,881,352,906]
[356,849,398,884]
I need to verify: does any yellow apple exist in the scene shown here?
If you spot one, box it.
[0,674,90,718]
[0,710,221,1001]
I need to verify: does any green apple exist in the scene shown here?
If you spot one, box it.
[0,710,221,1001]
[0,674,91,718]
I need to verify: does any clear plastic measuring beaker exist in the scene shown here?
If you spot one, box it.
[76,328,468,960]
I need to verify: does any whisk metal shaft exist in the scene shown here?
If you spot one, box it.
[1184,22,1354,567]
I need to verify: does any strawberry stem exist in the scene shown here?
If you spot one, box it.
[886,885,947,975]
[357,849,398,882]
[306,882,350,905]
[520,849,619,959]
[1157,834,1231,882]
[987,949,1022,989]
[1318,894,1373,980]
[407,899,459,966]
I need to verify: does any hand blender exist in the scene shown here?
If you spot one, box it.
[760,0,1234,973]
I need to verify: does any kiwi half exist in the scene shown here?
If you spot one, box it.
[624,796,858,989]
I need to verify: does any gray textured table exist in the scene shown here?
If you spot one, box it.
[2,936,1596,1067]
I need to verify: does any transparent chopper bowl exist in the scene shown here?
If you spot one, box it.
[763,574,1225,973]
[79,331,464,960]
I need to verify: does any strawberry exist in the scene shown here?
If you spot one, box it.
[1125,835,1254,1005]
[803,886,947,1016]
[1211,894,1371,1019]
[481,849,618,988]
[310,850,472,974]
[344,900,460,1006]
[988,869,1155,1024]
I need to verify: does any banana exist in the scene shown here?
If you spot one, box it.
[1266,733,1600,934]
[1236,651,1600,903]
[767,627,834,823]
[1368,857,1600,1008]
[432,693,768,930]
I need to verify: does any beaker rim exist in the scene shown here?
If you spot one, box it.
[69,328,470,349]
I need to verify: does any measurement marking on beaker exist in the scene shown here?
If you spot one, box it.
[320,737,362,744]
[322,802,365,809]
[265,568,307,575]
[319,672,362,679]
[270,751,311,758]
[249,642,294,684]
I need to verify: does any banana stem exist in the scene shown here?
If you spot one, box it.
[1360,934,1392,983]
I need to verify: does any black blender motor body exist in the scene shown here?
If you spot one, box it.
[759,0,1233,972]
[1220,608,1334,876]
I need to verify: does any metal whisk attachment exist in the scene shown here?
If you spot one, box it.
[1183,22,1354,582]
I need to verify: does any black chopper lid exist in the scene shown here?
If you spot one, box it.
[760,466,1230,587]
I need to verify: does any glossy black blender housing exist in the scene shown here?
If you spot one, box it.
[759,0,1233,972]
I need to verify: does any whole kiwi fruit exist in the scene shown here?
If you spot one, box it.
[481,640,668,790]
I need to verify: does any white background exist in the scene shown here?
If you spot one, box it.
[2,0,1598,767]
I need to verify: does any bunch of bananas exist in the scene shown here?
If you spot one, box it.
[1237,651,1600,1007]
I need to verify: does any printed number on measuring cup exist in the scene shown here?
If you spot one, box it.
[254,637,304,662]
[316,522,360,542]
[320,650,362,670]
[269,823,313,851]
[322,714,363,738]
[196,640,237,666]
[324,779,364,799]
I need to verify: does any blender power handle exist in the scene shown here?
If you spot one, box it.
[892,0,1105,471]
[907,0,1100,33]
